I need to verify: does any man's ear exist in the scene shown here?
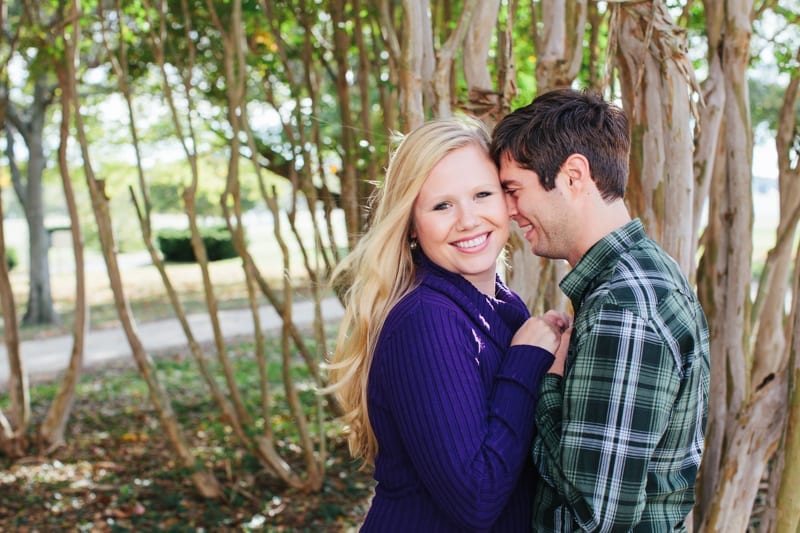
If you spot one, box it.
[561,154,591,193]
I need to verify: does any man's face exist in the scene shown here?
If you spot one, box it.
[499,155,575,264]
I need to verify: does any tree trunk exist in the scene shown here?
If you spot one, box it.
[536,0,586,90]
[5,76,58,326]
[262,185,325,491]
[38,57,88,452]
[693,2,726,520]
[750,56,800,388]
[615,0,698,275]
[64,0,221,497]
[753,47,800,533]
[695,121,730,531]
[698,375,786,531]
[0,181,28,458]
[584,2,603,89]
[254,10,330,385]
[95,0,257,467]
[695,1,766,529]
[431,0,478,118]
[463,0,504,126]
[93,178,222,499]
[463,0,500,93]
[330,0,362,246]
[215,0,324,489]
[398,0,426,130]
[352,0,381,233]
[775,246,800,533]
[691,54,724,284]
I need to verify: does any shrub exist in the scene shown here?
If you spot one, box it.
[156,226,239,263]
[5,247,18,271]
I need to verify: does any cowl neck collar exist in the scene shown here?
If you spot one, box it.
[413,252,528,349]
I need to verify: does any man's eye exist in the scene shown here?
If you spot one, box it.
[504,188,519,197]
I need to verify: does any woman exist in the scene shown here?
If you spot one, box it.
[328,117,569,532]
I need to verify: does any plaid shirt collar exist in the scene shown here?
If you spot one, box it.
[560,218,646,313]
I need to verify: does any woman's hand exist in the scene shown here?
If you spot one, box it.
[510,310,572,376]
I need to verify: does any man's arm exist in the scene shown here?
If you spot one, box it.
[534,304,681,532]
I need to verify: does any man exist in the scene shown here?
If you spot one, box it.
[491,88,710,532]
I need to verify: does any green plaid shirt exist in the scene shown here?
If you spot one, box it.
[532,219,710,532]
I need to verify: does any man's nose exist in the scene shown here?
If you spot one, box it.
[505,195,518,217]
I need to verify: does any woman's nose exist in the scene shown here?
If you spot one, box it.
[456,206,480,230]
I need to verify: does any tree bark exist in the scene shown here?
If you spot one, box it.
[695,1,762,529]
[691,55,724,284]
[5,76,58,326]
[67,0,220,498]
[698,375,786,531]
[775,244,800,533]
[693,3,726,520]
[330,0,362,246]
[615,0,698,275]
[0,179,28,458]
[753,47,800,533]
[38,54,88,453]
[536,0,586,90]
[430,0,478,118]
[462,0,504,127]
[463,0,500,93]
[398,0,426,130]
[750,53,800,388]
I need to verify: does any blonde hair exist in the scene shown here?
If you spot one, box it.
[327,117,492,465]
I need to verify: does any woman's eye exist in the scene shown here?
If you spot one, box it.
[433,202,450,211]
[476,191,493,199]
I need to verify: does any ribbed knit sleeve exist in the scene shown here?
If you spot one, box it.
[375,302,554,531]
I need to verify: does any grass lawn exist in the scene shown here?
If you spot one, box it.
[0,335,374,531]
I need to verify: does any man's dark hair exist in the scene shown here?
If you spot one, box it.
[490,88,630,201]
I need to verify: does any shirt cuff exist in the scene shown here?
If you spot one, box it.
[497,345,555,394]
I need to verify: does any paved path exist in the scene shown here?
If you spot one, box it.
[0,298,344,390]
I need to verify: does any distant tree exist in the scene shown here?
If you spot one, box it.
[2,0,60,326]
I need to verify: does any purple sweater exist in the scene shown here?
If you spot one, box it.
[361,254,554,532]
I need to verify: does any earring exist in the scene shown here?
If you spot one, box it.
[410,239,418,250]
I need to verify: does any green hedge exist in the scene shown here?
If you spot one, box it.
[5,247,18,271]
[156,226,239,263]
